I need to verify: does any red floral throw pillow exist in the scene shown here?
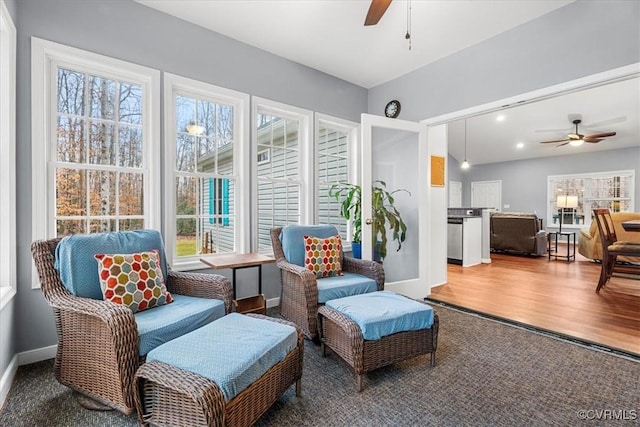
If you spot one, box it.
[94,250,173,313]
[303,235,344,278]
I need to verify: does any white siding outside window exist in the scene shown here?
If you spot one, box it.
[31,38,160,288]
[315,114,359,244]
[0,0,17,308]
[164,74,250,270]
[252,98,312,253]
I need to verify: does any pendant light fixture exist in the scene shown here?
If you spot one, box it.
[461,118,470,169]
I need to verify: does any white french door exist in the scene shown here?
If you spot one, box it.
[360,114,428,299]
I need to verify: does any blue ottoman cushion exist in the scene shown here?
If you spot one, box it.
[325,290,434,340]
[146,313,298,402]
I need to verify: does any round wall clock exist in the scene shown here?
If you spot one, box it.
[384,100,401,118]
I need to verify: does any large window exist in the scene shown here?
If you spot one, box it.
[0,0,16,307]
[548,170,635,228]
[31,38,160,287]
[315,114,358,243]
[164,74,249,269]
[253,98,312,252]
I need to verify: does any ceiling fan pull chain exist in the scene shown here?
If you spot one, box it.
[406,0,412,50]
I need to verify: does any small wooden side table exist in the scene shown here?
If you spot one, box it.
[200,253,275,314]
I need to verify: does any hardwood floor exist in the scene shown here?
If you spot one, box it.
[429,249,640,357]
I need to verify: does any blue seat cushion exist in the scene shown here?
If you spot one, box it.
[317,272,378,304]
[135,294,225,356]
[146,313,297,402]
[55,229,168,299]
[325,291,434,340]
[280,224,341,267]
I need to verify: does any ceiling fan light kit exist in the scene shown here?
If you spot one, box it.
[539,118,617,147]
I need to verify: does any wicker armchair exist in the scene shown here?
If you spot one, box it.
[31,235,233,415]
[271,226,384,341]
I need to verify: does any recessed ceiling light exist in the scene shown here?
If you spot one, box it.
[496,115,506,122]
[516,142,524,149]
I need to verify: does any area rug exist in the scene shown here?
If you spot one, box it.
[1,305,638,426]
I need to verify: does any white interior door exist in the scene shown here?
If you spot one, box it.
[449,181,462,207]
[361,114,428,299]
[471,180,502,210]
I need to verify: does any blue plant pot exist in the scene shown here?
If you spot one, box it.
[350,242,382,262]
[351,242,362,259]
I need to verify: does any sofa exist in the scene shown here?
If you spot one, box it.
[578,211,640,262]
[490,212,547,256]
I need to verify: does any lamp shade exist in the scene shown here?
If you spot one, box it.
[557,195,578,208]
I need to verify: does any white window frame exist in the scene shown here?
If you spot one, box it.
[164,73,250,270]
[31,37,161,288]
[251,97,313,253]
[0,0,17,308]
[547,169,635,229]
[314,113,359,247]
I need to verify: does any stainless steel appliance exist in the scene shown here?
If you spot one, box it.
[447,217,463,264]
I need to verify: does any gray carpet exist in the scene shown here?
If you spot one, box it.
[1,305,639,426]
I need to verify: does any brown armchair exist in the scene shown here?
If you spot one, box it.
[271,225,384,341]
[490,212,547,256]
[31,232,233,415]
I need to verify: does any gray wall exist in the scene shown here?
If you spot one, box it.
[457,146,640,227]
[13,0,367,355]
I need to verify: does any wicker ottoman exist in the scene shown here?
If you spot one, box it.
[134,314,303,427]
[318,291,439,392]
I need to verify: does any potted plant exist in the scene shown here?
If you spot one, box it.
[329,181,410,261]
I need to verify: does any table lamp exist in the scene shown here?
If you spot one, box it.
[557,195,578,233]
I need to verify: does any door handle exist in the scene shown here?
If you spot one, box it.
[365,218,373,225]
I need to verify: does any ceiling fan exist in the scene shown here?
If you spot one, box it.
[364,0,392,26]
[539,119,616,147]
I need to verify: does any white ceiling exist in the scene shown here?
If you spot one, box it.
[136,0,573,89]
[136,0,639,165]
[447,77,640,166]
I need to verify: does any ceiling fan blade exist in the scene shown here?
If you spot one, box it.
[364,0,392,26]
[540,138,570,144]
[584,131,616,141]
[556,142,570,147]
[583,139,603,143]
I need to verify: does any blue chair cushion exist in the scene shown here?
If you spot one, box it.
[280,224,341,267]
[325,290,434,340]
[55,229,168,299]
[146,313,298,402]
[135,294,225,356]
[317,272,378,304]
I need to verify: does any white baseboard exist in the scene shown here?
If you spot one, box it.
[17,344,57,366]
[0,354,18,410]
[266,296,280,309]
